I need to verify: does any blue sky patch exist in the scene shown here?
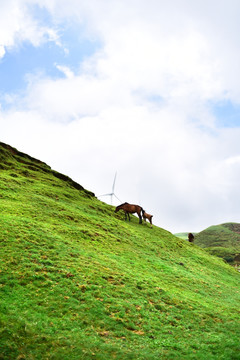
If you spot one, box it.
[0,42,65,93]
[212,100,240,128]
[0,17,100,93]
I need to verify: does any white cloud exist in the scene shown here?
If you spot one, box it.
[0,46,5,58]
[0,0,60,58]
[55,64,74,79]
[2,0,240,233]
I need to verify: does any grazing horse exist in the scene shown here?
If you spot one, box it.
[142,210,153,228]
[188,233,194,242]
[115,202,143,224]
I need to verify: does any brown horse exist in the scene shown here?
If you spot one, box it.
[115,202,143,224]
[142,210,153,228]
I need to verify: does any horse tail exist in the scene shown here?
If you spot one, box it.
[141,208,145,216]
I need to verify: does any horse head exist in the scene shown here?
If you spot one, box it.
[115,202,128,212]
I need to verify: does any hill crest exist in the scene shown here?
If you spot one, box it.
[0,141,95,198]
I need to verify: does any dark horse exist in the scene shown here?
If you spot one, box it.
[115,202,143,224]
[188,233,194,242]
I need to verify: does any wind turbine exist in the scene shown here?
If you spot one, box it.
[98,172,122,205]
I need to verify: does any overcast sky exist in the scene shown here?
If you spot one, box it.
[1,0,240,233]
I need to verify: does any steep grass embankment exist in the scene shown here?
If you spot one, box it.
[0,142,240,360]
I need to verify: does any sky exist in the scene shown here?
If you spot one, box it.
[1,0,240,234]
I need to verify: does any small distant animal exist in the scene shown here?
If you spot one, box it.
[188,233,194,242]
[142,210,153,228]
[115,202,143,224]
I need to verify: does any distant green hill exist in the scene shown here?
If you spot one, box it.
[174,233,189,240]
[0,142,240,360]
[194,223,240,264]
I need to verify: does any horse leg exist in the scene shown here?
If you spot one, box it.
[124,211,130,221]
[138,212,142,224]
[150,217,153,228]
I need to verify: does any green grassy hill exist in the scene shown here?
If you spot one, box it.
[173,233,189,240]
[194,223,240,265]
[0,142,240,360]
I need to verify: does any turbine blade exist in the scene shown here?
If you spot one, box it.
[98,193,112,197]
[112,172,117,193]
[113,194,122,202]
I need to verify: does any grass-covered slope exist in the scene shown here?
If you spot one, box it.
[0,142,240,360]
[195,223,240,264]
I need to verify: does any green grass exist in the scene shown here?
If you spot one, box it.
[0,142,240,360]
